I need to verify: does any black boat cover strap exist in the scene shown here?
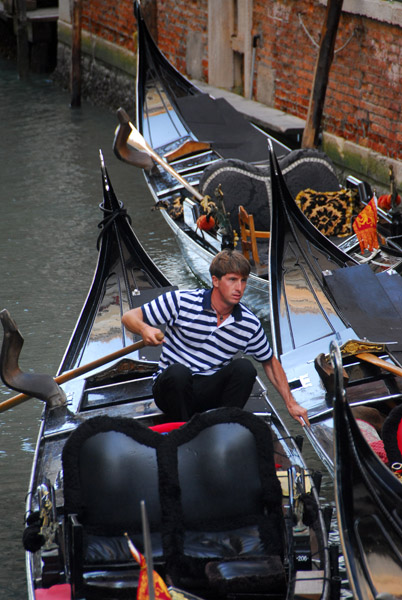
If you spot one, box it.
[324,264,402,352]
[175,94,271,163]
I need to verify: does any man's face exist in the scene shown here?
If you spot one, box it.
[212,272,248,306]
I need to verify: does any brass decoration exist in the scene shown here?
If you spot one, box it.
[326,339,386,360]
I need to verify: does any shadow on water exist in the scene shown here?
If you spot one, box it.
[0,57,350,598]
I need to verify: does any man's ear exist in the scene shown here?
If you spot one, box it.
[211,275,219,288]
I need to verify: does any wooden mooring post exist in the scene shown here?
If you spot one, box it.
[70,0,82,107]
[15,0,29,79]
[302,0,344,149]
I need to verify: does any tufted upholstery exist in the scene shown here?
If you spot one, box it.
[166,409,285,592]
[62,409,284,597]
[62,416,170,598]
[199,159,271,233]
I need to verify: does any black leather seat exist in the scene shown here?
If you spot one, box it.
[62,409,286,598]
[62,415,168,599]
[166,408,286,594]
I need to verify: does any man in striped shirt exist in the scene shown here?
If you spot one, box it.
[122,250,309,426]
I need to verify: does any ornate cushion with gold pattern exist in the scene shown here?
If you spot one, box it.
[295,188,355,237]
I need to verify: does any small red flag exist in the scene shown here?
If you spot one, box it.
[125,534,172,600]
[353,196,379,253]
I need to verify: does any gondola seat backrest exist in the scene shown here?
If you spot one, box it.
[278,148,341,198]
[62,409,285,596]
[62,415,167,565]
[166,408,285,589]
[199,158,271,233]
[198,150,341,239]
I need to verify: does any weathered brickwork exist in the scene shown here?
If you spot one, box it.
[156,0,208,78]
[82,0,136,53]
[79,0,401,162]
[252,0,401,162]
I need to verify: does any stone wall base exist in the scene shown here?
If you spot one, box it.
[323,133,401,195]
[53,42,135,114]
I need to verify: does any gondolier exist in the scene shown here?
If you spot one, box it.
[122,249,309,426]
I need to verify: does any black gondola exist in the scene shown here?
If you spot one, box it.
[113,2,402,318]
[112,1,289,313]
[0,154,333,600]
[268,142,402,478]
[331,340,402,599]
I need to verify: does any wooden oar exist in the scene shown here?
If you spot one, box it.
[317,339,402,394]
[116,108,204,201]
[337,339,402,378]
[355,352,402,378]
[0,334,164,414]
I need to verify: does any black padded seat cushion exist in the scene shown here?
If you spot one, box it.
[278,148,340,198]
[205,555,286,595]
[165,408,284,582]
[62,415,176,563]
[182,525,266,559]
[199,158,271,233]
[83,533,164,566]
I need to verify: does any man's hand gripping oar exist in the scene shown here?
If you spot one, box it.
[0,309,163,413]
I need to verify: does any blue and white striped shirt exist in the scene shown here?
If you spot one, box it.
[142,288,272,378]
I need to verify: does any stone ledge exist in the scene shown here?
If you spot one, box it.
[323,132,402,192]
[318,0,402,27]
[26,7,58,22]
[191,79,306,138]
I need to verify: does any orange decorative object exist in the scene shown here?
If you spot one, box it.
[196,214,215,231]
[352,197,379,253]
[126,535,172,600]
[378,193,401,211]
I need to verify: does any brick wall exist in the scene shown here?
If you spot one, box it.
[79,0,401,162]
[156,0,208,78]
[256,0,401,162]
[82,0,136,52]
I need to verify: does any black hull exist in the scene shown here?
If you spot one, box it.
[332,342,402,599]
[268,143,402,476]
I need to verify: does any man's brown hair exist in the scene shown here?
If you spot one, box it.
[209,249,251,279]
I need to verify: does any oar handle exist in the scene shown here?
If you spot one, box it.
[0,333,163,413]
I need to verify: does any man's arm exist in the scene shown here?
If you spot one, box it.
[262,356,310,427]
[122,307,164,346]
